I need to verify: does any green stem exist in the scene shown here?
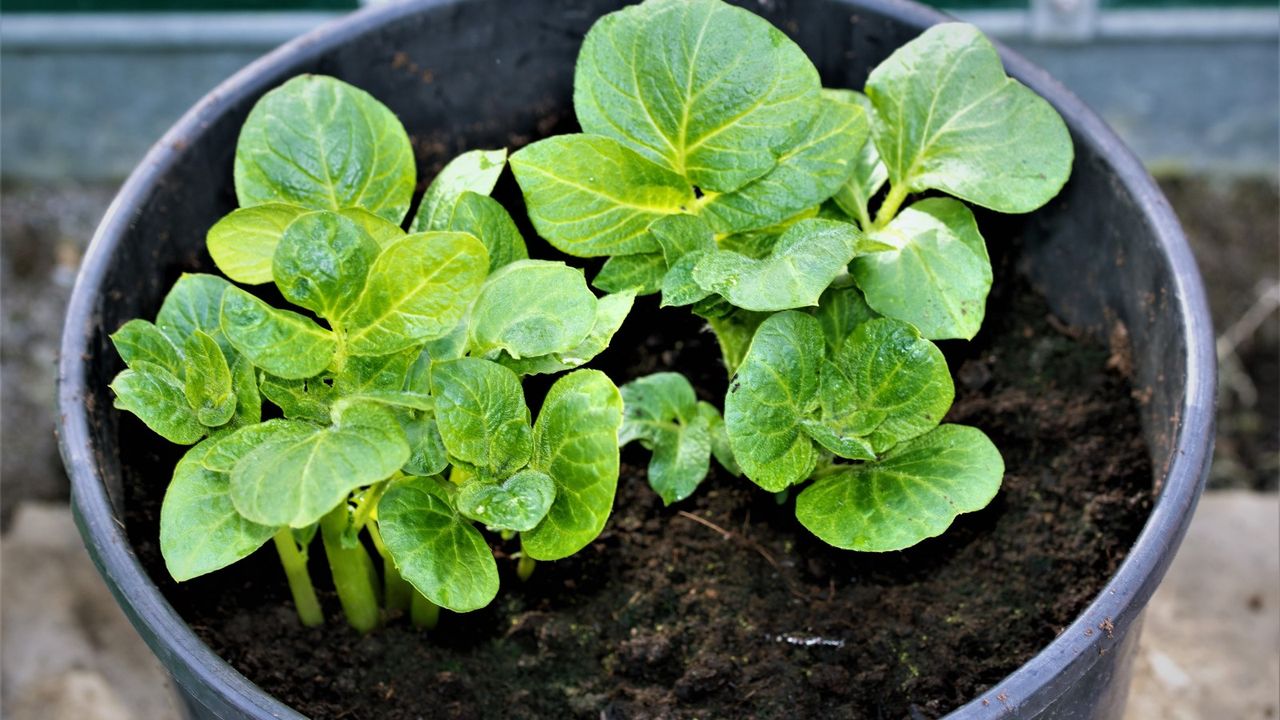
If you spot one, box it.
[320,505,381,633]
[410,590,440,630]
[272,529,323,627]
[873,182,909,230]
[517,553,537,582]
[367,521,412,615]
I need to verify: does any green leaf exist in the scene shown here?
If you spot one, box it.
[797,418,876,461]
[830,91,889,230]
[160,441,277,581]
[377,475,499,612]
[660,250,714,308]
[230,400,409,527]
[701,401,740,476]
[430,358,532,478]
[206,204,309,285]
[853,197,992,340]
[866,23,1072,214]
[510,134,694,257]
[272,211,378,320]
[335,346,418,395]
[156,274,233,353]
[111,319,184,378]
[259,374,334,423]
[220,286,337,379]
[448,191,528,271]
[593,253,667,296]
[201,419,314,473]
[522,370,623,561]
[234,74,415,222]
[795,424,1003,551]
[705,310,767,374]
[410,148,508,233]
[456,469,556,532]
[467,260,597,359]
[339,207,406,248]
[699,94,868,233]
[110,362,206,445]
[223,355,263,431]
[402,415,448,476]
[724,311,821,491]
[652,213,715,261]
[619,373,711,505]
[574,0,820,193]
[343,232,489,356]
[694,219,861,311]
[817,318,954,454]
[182,330,236,427]
[813,278,879,354]
[500,290,636,376]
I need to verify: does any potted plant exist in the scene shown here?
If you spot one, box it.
[57,0,1214,718]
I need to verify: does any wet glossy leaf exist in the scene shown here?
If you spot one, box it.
[813,278,879,354]
[430,358,532,478]
[201,419,314,473]
[456,469,556,532]
[467,260,597,360]
[220,286,337,379]
[259,374,335,423]
[448,191,528,271]
[402,415,448,477]
[207,204,309,285]
[500,290,636,376]
[410,148,507,233]
[182,330,236,427]
[110,362,205,445]
[593,253,666,295]
[156,274,233,354]
[272,211,378,320]
[334,346,419,395]
[111,319,184,378]
[619,373,712,504]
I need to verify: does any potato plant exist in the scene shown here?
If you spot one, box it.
[110,75,632,630]
[512,0,1074,550]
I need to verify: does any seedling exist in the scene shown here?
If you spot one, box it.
[110,75,631,630]
[514,0,1073,550]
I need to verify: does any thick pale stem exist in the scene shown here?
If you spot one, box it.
[272,529,323,627]
[410,591,440,630]
[320,506,381,633]
[873,182,909,230]
[367,522,411,614]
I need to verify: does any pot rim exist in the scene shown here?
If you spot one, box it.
[56,0,1215,717]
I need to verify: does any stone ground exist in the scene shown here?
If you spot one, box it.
[1,178,1276,716]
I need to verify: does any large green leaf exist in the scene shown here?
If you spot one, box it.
[230,400,409,528]
[456,469,556,533]
[201,419,313,473]
[467,260,597,360]
[160,440,278,582]
[447,191,528,272]
[522,370,623,561]
[111,319,184,378]
[206,204,309,285]
[866,23,1072,214]
[723,311,821,491]
[272,210,378,320]
[110,362,205,445]
[234,75,415,223]
[156,274,233,353]
[430,358,532,478]
[829,91,889,230]
[343,232,489,356]
[812,277,879,354]
[377,475,499,612]
[699,94,868,233]
[795,424,1003,551]
[593,253,667,295]
[500,290,636,376]
[182,330,236,427]
[510,134,694,257]
[853,197,991,340]
[410,148,507,233]
[619,372,713,505]
[574,0,820,193]
[694,219,861,312]
[220,286,337,379]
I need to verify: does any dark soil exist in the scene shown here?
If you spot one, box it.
[119,233,1154,718]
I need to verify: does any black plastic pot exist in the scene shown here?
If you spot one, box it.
[56,0,1215,717]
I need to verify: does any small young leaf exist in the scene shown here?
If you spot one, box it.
[259,374,335,423]
[854,197,992,340]
[207,204,309,285]
[652,213,715,262]
[182,330,236,427]
[724,311,821,491]
[593,253,667,295]
[223,355,263,431]
[699,94,868,233]
[795,424,1003,551]
[866,23,1072,214]
[161,441,277,582]
[111,319,184,378]
[467,260,597,359]
[694,219,861,312]
[701,401,741,476]
[798,418,876,461]
[660,251,714,308]
[500,290,637,376]
[220,287,337,380]
[235,75,415,223]
[818,318,954,454]
[402,415,448,477]
[813,278,879,354]
[156,274,233,352]
[343,232,489,356]
[410,148,508,233]
[574,0,820,193]
[110,362,206,445]
[430,358,533,478]
[619,373,712,505]
[456,469,557,532]
[447,191,528,271]
[510,134,693,257]
[522,370,623,561]
[377,475,499,612]
[829,91,888,230]
[230,400,409,528]
[272,211,378,320]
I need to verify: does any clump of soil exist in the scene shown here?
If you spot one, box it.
[120,242,1152,719]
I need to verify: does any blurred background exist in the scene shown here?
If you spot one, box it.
[1,0,1276,718]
